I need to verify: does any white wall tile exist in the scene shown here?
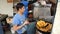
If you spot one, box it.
[51,2,60,34]
[0,0,13,16]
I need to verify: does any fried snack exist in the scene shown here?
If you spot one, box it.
[36,20,52,32]
[39,23,52,32]
[37,20,47,27]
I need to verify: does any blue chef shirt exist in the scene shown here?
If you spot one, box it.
[12,13,27,34]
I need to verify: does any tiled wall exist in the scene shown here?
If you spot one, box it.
[51,2,60,34]
[0,0,13,16]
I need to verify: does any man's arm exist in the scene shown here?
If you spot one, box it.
[12,23,25,31]
[12,20,29,31]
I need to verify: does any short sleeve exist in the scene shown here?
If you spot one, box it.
[12,18,21,26]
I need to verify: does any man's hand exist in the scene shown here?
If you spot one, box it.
[24,20,29,25]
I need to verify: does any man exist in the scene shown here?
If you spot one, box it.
[12,3,29,34]
[21,1,29,17]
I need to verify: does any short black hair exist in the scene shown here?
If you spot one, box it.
[16,3,24,11]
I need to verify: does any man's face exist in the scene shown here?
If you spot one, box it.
[19,6,25,13]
